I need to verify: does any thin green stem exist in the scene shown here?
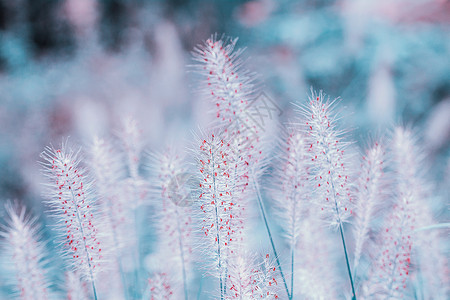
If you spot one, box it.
[70,188,98,300]
[175,208,189,300]
[290,245,294,298]
[328,182,356,299]
[416,223,450,231]
[210,142,224,300]
[252,177,291,300]
[131,179,144,298]
[321,141,356,300]
[289,190,297,299]
[141,284,150,300]
[104,201,129,300]
[117,258,128,300]
[133,207,142,298]
[196,277,203,300]
[223,266,228,298]
[339,222,356,300]
[91,280,98,300]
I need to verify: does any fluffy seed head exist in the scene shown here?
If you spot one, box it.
[148,272,174,300]
[196,133,239,276]
[193,35,264,171]
[65,271,89,300]
[118,116,143,179]
[367,208,414,298]
[270,128,310,248]
[152,149,193,274]
[363,127,424,298]
[300,90,353,226]
[295,213,338,299]
[353,142,386,271]
[225,251,279,299]
[88,136,130,253]
[193,35,254,124]
[40,142,103,280]
[0,204,50,300]
[89,136,124,192]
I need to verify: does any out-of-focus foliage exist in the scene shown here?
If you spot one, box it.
[1,0,449,204]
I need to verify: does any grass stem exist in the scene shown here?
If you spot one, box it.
[339,222,356,300]
[175,208,189,300]
[91,280,98,300]
[253,176,291,300]
[291,246,294,298]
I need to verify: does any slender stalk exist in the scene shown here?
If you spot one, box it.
[290,246,294,298]
[133,208,142,298]
[196,277,203,300]
[213,209,224,298]
[132,182,143,298]
[223,266,228,298]
[71,189,98,300]
[104,202,129,300]
[141,284,150,300]
[416,223,450,231]
[289,188,298,299]
[338,222,356,300]
[316,131,356,300]
[211,145,224,300]
[175,208,189,300]
[77,215,98,300]
[216,216,224,300]
[91,280,98,300]
[328,175,356,300]
[117,259,128,300]
[252,177,291,300]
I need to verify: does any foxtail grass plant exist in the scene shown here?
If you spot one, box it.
[298,91,356,299]
[193,35,291,300]
[1,34,448,300]
[40,142,103,300]
[1,203,51,300]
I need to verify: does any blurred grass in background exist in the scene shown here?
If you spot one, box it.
[0,0,449,215]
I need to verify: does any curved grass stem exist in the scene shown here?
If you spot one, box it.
[252,176,291,300]
[291,246,294,298]
[339,222,356,300]
[175,208,189,300]
[91,280,98,300]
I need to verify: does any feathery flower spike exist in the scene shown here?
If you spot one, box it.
[302,91,353,225]
[225,251,279,300]
[193,35,262,168]
[88,136,129,299]
[148,272,174,300]
[0,203,51,300]
[364,127,440,298]
[353,142,385,274]
[295,212,338,300]
[196,132,237,299]
[270,127,310,297]
[193,35,254,126]
[40,141,102,299]
[194,35,289,299]
[89,136,129,253]
[152,149,193,300]
[300,90,356,299]
[66,270,90,300]
[117,116,148,296]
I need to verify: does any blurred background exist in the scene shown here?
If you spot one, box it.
[0,0,449,220]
